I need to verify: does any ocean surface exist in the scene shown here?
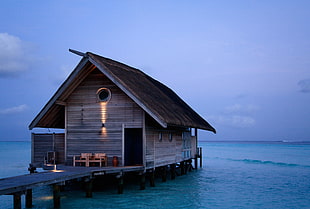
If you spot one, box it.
[0,141,310,209]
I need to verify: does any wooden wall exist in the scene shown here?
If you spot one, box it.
[31,133,65,167]
[66,69,143,165]
[33,68,198,168]
[145,123,194,169]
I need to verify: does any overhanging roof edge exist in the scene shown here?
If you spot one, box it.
[87,55,168,129]
[28,57,89,130]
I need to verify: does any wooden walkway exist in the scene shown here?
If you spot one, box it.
[0,165,144,208]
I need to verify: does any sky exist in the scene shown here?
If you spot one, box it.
[0,1,309,141]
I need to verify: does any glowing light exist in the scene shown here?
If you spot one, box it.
[51,169,64,172]
[100,102,107,136]
[51,164,64,172]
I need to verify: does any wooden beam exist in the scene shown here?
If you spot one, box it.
[69,49,86,57]
[55,100,67,106]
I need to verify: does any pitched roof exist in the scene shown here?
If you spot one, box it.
[29,51,216,133]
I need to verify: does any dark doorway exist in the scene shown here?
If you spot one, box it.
[124,128,143,166]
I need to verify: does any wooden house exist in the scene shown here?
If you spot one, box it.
[29,50,216,169]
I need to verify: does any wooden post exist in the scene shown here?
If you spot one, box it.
[170,164,176,180]
[149,169,155,187]
[180,161,185,175]
[184,161,188,174]
[85,178,93,198]
[194,153,198,169]
[161,166,167,182]
[25,189,32,208]
[199,147,203,168]
[140,172,146,190]
[117,172,124,194]
[53,184,61,209]
[13,193,22,209]
[188,159,193,172]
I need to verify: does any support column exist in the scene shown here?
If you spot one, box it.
[161,166,167,182]
[84,178,93,198]
[170,164,176,180]
[25,189,32,208]
[13,193,22,209]
[180,161,185,175]
[139,172,146,190]
[53,184,61,209]
[194,153,198,170]
[184,161,188,174]
[189,159,193,171]
[117,172,124,194]
[149,169,155,187]
[199,147,203,168]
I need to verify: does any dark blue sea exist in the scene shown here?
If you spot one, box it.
[0,141,310,209]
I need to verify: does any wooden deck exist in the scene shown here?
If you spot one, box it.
[0,165,145,208]
[0,165,144,195]
[0,159,198,208]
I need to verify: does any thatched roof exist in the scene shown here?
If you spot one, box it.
[29,50,216,133]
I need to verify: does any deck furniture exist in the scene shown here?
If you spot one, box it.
[73,153,107,167]
[73,153,92,167]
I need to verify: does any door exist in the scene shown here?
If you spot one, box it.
[124,128,143,166]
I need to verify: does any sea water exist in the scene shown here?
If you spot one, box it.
[0,141,309,209]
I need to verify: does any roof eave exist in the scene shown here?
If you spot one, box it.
[88,55,168,129]
[28,57,90,130]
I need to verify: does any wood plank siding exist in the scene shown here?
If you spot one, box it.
[31,133,65,166]
[144,117,196,168]
[66,69,143,166]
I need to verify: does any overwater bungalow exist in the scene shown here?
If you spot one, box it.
[29,49,216,170]
[1,50,216,208]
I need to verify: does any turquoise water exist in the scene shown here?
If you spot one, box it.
[0,141,310,208]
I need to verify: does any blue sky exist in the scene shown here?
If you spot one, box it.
[0,1,309,141]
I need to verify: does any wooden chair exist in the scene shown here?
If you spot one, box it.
[91,153,108,167]
[73,153,92,167]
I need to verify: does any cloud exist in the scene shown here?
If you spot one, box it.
[210,115,256,128]
[209,103,259,128]
[224,104,260,114]
[0,104,28,115]
[0,33,32,77]
[298,79,310,93]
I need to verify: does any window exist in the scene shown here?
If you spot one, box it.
[97,88,111,102]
